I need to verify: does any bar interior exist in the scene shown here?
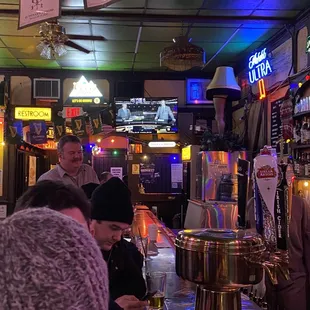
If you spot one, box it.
[0,1,310,310]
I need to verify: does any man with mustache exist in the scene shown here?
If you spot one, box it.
[37,135,99,187]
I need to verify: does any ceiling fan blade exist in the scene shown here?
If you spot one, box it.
[67,34,106,41]
[65,40,91,54]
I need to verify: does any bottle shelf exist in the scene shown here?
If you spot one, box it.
[293,111,310,118]
[291,143,310,149]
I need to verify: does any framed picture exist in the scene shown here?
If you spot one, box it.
[186,79,213,105]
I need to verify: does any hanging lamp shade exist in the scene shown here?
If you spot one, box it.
[206,67,241,101]
[160,36,206,71]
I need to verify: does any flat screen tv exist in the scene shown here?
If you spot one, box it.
[115,97,178,134]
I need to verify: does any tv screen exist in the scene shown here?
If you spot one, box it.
[115,97,178,134]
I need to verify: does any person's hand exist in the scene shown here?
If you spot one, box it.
[115,295,148,309]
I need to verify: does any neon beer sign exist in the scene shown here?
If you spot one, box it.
[248,48,272,84]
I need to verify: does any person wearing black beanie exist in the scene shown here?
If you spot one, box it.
[91,177,147,308]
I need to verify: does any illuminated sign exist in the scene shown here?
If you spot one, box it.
[148,141,176,148]
[47,126,72,139]
[65,76,104,106]
[15,107,51,121]
[248,48,272,84]
[307,36,310,54]
[63,107,83,118]
[258,79,266,100]
[182,146,191,161]
[69,76,102,98]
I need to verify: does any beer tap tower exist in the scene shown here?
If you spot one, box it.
[176,67,293,310]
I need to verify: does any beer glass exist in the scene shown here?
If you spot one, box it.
[146,272,166,309]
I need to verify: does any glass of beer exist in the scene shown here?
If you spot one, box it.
[146,272,166,309]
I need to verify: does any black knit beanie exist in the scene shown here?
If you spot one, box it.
[91,177,134,225]
[82,182,99,199]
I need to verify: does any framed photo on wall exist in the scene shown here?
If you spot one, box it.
[186,78,213,105]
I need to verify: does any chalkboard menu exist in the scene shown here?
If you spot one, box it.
[271,99,282,147]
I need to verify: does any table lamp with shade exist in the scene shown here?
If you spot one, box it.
[207,67,241,135]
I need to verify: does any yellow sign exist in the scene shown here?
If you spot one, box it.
[182,146,191,161]
[132,164,140,175]
[15,107,52,121]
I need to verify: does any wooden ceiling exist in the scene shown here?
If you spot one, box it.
[0,0,308,73]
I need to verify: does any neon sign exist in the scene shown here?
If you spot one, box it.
[248,48,272,84]
[258,79,266,100]
[69,76,103,98]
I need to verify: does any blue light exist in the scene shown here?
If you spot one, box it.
[248,48,273,84]
[171,155,178,161]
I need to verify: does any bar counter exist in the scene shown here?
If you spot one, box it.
[132,209,261,310]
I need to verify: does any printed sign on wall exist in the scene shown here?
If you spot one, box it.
[28,156,37,186]
[19,0,61,29]
[110,167,123,179]
[29,121,47,145]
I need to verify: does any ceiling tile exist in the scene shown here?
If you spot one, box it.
[138,42,171,53]
[140,27,182,42]
[0,48,14,58]
[231,28,279,43]
[220,42,254,54]
[252,9,299,18]
[19,60,60,69]
[92,25,139,40]
[97,61,133,70]
[65,40,93,51]
[135,53,159,62]
[58,60,97,68]
[62,0,84,8]
[258,0,309,10]
[0,20,39,36]
[94,41,136,52]
[61,22,91,36]
[95,52,134,61]
[1,37,41,49]
[61,51,95,60]
[10,48,41,59]
[134,62,161,70]
[0,58,22,67]
[190,27,239,42]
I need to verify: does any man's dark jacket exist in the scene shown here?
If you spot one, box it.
[103,238,146,304]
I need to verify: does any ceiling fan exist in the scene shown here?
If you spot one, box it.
[24,21,106,59]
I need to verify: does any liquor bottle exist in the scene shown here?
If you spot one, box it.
[305,153,309,177]
[307,118,310,144]
[294,152,300,176]
[299,153,305,177]
[301,117,308,144]
[294,120,301,144]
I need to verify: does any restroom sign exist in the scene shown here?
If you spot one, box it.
[15,107,52,121]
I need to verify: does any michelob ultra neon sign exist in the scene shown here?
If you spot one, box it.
[248,48,272,84]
